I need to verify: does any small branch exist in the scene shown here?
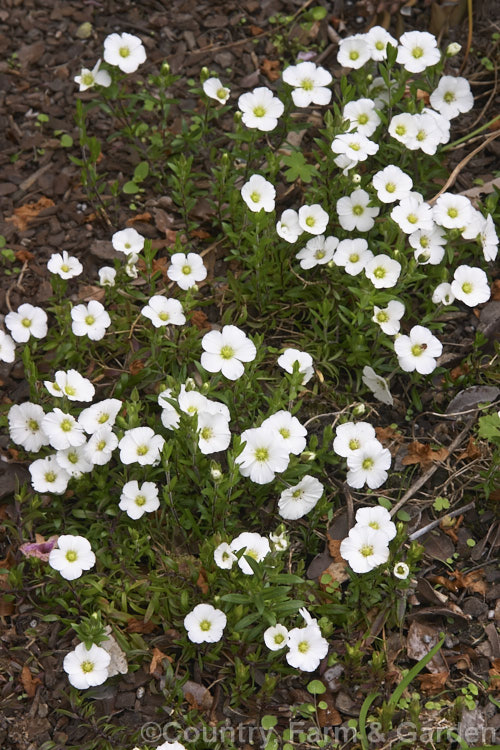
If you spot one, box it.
[408,501,475,541]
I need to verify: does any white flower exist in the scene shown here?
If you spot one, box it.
[85,426,118,465]
[333,421,377,458]
[286,623,329,671]
[372,165,413,204]
[362,366,393,406]
[103,32,146,73]
[184,603,226,643]
[295,234,338,269]
[141,295,186,327]
[177,386,209,417]
[230,532,271,575]
[347,440,391,489]
[396,30,440,73]
[241,174,276,213]
[337,189,379,232]
[71,300,111,340]
[355,506,396,542]
[278,475,324,520]
[42,409,86,450]
[119,480,160,520]
[264,624,289,650]
[422,107,451,145]
[432,282,455,306]
[368,76,393,108]
[388,113,418,146]
[8,402,49,452]
[156,743,187,750]
[406,113,442,155]
[269,530,289,551]
[111,227,144,256]
[74,58,112,91]
[261,410,307,455]
[461,207,487,240]
[391,195,433,234]
[334,238,373,276]
[480,214,498,262]
[331,132,379,163]
[238,86,284,131]
[451,265,491,306]
[277,347,314,384]
[282,61,332,107]
[5,303,48,343]
[49,535,96,580]
[409,225,446,265]
[78,399,122,434]
[340,525,390,573]
[44,369,95,402]
[63,643,110,689]
[167,252,207,290]
[372,300,405,335]
[0,330,16,363]
[394,325,443,374]
[364,254,401,289]
[197,411,231,454]
[343,98,381,137]
[98,266,116,286]
[47,250,83,279]
[236,427,290,484]
[394,562,410,580]
[337,36,370,69]
[298,204,329,235]
[214,542,237,570]
[433,193,473,229]
[365,25,397,60]
[201,325,256,380]
[203,77,230,104]
[125,253,139,278]
[55,445,93,478]
[430,76,474,119]
[29,455,70,494]
[118,427,165,466]
[277,209,302,243]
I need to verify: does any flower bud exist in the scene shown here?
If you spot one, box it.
[161,61,171,75]
[210,464,222,481]
[352,403,366,417]
[446,42,461,57]
[200,66,210,83]
[352,173,362,184]
[301,450,316,461]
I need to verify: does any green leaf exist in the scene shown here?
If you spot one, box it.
[261,715,277,730]
[282,151,317,183]
[60,134,73,148]
[397,510,411,522]
[307,679,326,695]
[123,181,139,194]
[134,160,149,182]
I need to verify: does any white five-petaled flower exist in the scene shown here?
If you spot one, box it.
[480,214,498,262]
[388,113,418,146]
[298,204,329,235]
[0,330,16,363]
[364,254,401,289]
[346,440,392,490]
[85,426,118,465]
[29,455,70,494]
[432,282,455,306]
[44,369,95,402]
[396,30,440,73]
[372,300,405,335]
[238,86,284,131]
[196,411,231,454]
[337,37,370,69]
[78,399,122,434]
[74,58,112,91]
[278,474,324,520]
[47,250,83,279]
[184,603,227,643]
[167,252,207,290]
[451,265,491,306]
[103,32,146,73]
[276,208,302,243]
[213,542,237,570]
[230,532,271,575]
[340,525,390,573]
[71,300,111,340]
[5,303,48,343]
[343,97,382,137]
[55,445,93,478]
[98,266,116,286]
[337,189,379,232]
[333,238,373,276]
[49,535,96,581]
[331,132,379,163]
[203,77,230,104]
[391,194,433,234]
[42,408,86,450]
[118,427,165,465]
[236,427,290,484]
[355,506,397,542]
[286,621,329,671]
[264,624,289,651]
[295,234,338,269]
[430,76,474,119]
[261,410,307,455]
[372,165,413,204]
[119,480,160,520]
[362,366,394,406]
[111,227,145,256]
[241,174,276,213]
[282,61,332,107]
[201,325,256,380]
[277,347,314,384]
[333,421,377,458]
[63,642,110,689]
[409,225,446,265]
[365,25,397,60]
[394,562,410,580]
[394,325,443,374]
[141,295,186,327]
[433,193,473,230]
[8,402,49,452]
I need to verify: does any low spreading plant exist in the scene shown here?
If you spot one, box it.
[1,19,499,750]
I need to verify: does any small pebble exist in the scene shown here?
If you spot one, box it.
[136,686,145,699]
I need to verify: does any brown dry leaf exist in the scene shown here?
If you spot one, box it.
[402,441,449,470]
[196,568,209,595]
[489,659,500,692]
[429,575,460,593]
[375,425,404,445]
[319,561,349,590]
[77,285,106,303]
[415,88,430,105]
[490,280,500,301]
[260,58,281,81]
[317,692,342,727]
[457,437,481,461]
[15,249,35,263]
[129,360,145,375]
[20,665,41,698]
[453,568,487,596]
[250,24,264,35]
[126,618,158,634]
[190,310,211,331]
[326,536,344,563]
[152,256,168,278]
[127,212,151,225]
[182,680,213,711]
[417,670,449,694]
[190,228,211,239]
[6,197,55,231]
[450,363,470,381]
[406,621,447,673]
[149,647,172,676]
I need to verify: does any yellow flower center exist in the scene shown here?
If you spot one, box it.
[447,207,458,219]
[159,312,169,321]
[279,428,290,439]
[220,345,235,360]
[349,142,360,151]
[200,426,213,441]
[301,77,314,91]
[65,550,77,562]
[360,544,374,557]
[362,457,374,470]
[444,91,455,103]
[385,182,396,193]
[45,471,56,482]
[395,125,406,136]
[315,250,325,259]
[119,46,130,58]
[255,447,269,462]
[349,50,359,61]
[85,315,95,325]
[61,419,73,432]
[64,385,76,396]
[61,264,70,273]
[22,318,32,328]
[250,191,261,203]
[274,633,285,644]
[81,72,94,86]
[200,619,212,631]
[298,640,310,653]
[305,215,316,227]
[407,214,418,224]
[98,414,109,424]
[28,419,39,431]
[97,440,106,451]
[374,266,386,279]
[181,265,192,275]
[136,445,149,456]
[411,344,423,357]
[135,495,146,507]
[253,105,266,118]
[461,282,472,294]
[352,205,364,216]
[358,114,369,125]
[349,253,359,263]
[376,311,389,322]
[81,660,94,673]
[412,46,424,59]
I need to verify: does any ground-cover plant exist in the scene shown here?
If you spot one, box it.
[1,20,499,750]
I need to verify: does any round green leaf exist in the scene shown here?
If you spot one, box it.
[307,679,326,695]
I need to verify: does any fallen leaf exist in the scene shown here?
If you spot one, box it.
[317,692,342,727]
[189,310,211,331]
[190,228,211,239]
[149,647,172,676]
[129,360,145,375]
[19,536,58,561]
[402,441,449,470]
[77,285,106,303]
[126,617,158,634]
[127,212,151,225]
[21,665,41,698]
[375,425,404,445]
[326,536,344,563]
[182,679,213,710]
[417,670,449,693]
[250,24,264,35]
[429,575,460,593]
[152,256,168,278]
[102,627,128,677]
[15,249,35,263]
[6,197,55,231]
[450,362,471,381]
[457,437,481,461]
[453,569,487,596]
[260,58,281,81]
[196,568,209,595]
[491,280,500,301]
[319,561,349,589]
[489,659,500,692]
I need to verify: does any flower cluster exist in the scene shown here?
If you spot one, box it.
[340,506,396,573]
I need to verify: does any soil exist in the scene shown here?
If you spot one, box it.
[0,1,499,748]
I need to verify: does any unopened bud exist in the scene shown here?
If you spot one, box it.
[446,42,461,57]
[301,450,316,461]
[200,66,210,83]
[161,61,170,75]
[352,173,361,184]
[211,465,222,481]
[352,403,366,416]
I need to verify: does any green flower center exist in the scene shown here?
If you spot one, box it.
[360,544,374,557]
[135,494,146,507]
[374,266,386,279]
[255,447,269,462]
[411,344,423,357]
[45,471,56,482]
[368,521,380,530]
[85,315,95,326]
[217,88,227,100]
[412,46,423,59]
[200,619,212,631]
[417,130,426,142]
[253,105,266,118]
[407,214,418,224]
[245,548,259,560]
[362,457,374,470]
[349,142,360,151]
[65,550,77,562]
[444,91,455,103]
[64,385,76,396]
[97,440,106,451]
[28,419,39,431]
[159,312,169,321]
[376,311,389,322]
[349,439,360,450]
[279,428,290,439]
[250,191,261,203]
[358,113,369,125]
[375,41,384,50]
[220,344,235,360]
[200,426,213,441]
[119,46,130,58]
[181,265,192,275]
[385,182,396,193]
[136,445,148,456]
[98,414,109,424]
[447,207,458,219]
[292,489,303,499]
[81,73,94,86]
[349,253,359,263]
[420,236,429,248]
[301,78,314,91]
[395,125,406,136]
[305,215,316,227]
[274,633,285,644]
[68,452,78,464]
[315,250,325,259]
[349,50,359,61]
[352,205,364,216]
[461,282,472,294]
[298,640,310,653]
[22,318,32,328]
[61,419,73,432]
[61,264,70,273]
[81,660,94,673]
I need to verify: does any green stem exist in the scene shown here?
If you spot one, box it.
[442,114,500,151]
